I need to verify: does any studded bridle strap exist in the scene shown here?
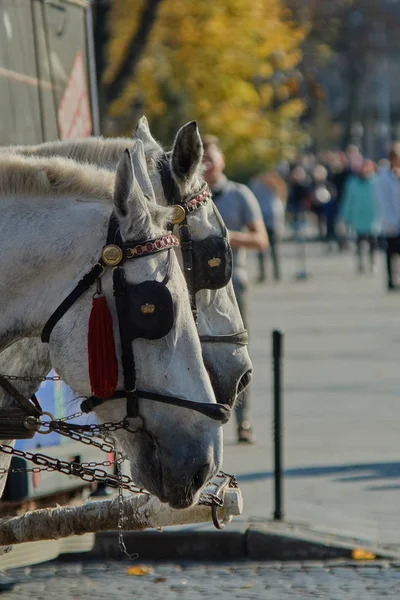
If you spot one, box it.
[41,218,178,344]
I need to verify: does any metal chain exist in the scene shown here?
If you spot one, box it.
[44,418,128,436]
[0,374,61,382]
[0,375,238,528]
[0,443,147,494]
[116,457,139,560]
[45,410,118,450]
[45,425,115,454]
[2,459,117,476]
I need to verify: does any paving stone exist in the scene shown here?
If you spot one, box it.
[220,246,400,551]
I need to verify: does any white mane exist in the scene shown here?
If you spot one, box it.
[5,136,162,171]
[0,152,114,201]
[0,152,176,228]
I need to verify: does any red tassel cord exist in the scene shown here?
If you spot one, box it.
[88,294,118,398]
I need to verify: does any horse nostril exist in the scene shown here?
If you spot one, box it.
[192,463,211,490]
[237,369,253,396]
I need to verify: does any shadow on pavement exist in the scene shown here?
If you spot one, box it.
[237,462,400,488]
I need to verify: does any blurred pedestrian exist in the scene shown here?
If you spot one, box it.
[377,143,400,291]
[329,148,362,250]
[286,165,310,236]
[202,135,269,443]
[249,170,286,282]
[309,165,336,242]
[339,159,380,274]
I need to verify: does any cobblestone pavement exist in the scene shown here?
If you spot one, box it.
[3,560,400,599]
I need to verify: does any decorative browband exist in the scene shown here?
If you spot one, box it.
[185,185,212,213]
[101,233,179,266]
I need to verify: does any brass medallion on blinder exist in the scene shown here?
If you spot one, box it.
[208,257,222,268]
[141,303,156,314]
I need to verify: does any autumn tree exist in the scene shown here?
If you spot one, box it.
[98,0,307,177]
[286,0,400,151]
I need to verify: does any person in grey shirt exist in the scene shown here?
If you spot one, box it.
[202,136,269,443]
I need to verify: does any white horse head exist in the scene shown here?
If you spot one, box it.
[0,145,222,508]
[135,117,253,404]
[5,121,253,406]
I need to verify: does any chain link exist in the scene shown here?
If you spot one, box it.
[0,373,237,529]
[45,419,128,435]
[116,457,139,560]
[47,426,115,454]
[0,442,147,494]
[0,374,61,382]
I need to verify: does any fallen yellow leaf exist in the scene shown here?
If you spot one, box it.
[240,584,253,589]
[126,566,154,576]
[352,548,376,560]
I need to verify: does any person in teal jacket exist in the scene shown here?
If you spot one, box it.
[339,159,381,273]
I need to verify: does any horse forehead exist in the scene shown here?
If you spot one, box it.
[148,168,166,205]
[185,205,219,240]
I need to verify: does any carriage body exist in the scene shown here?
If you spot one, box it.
[0,0,99,146]
[1,0,103,508]
[3,375,112,504]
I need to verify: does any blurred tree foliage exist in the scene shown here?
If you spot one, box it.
[286,0,400,149]
[96,0,307,177]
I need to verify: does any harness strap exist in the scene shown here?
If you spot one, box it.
[41,263,104,343]
[179,222,198,322]
[199,330,249,346]
[113,266,139,418]
[81,390,231,425]
[0,406,40,439]
[0,375,42,417]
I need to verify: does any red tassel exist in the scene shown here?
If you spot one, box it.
[88,296,118,398]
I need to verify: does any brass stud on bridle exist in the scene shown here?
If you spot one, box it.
[102,245,124,266]
[170,205,186,225]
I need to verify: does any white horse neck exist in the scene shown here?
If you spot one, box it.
[3,139,167,206]
[8,138,143,172]
[0,195,109,350]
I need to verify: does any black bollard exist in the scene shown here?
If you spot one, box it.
[272,329,284,520]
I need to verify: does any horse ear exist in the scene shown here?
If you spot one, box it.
[171,121,203,183]
[134,115,159,148]
[114,149,134,218]
[114,146,153,239]
[131,138,156,203]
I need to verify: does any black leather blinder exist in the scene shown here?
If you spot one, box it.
[127,281,174,340]
[191,237,233,294]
